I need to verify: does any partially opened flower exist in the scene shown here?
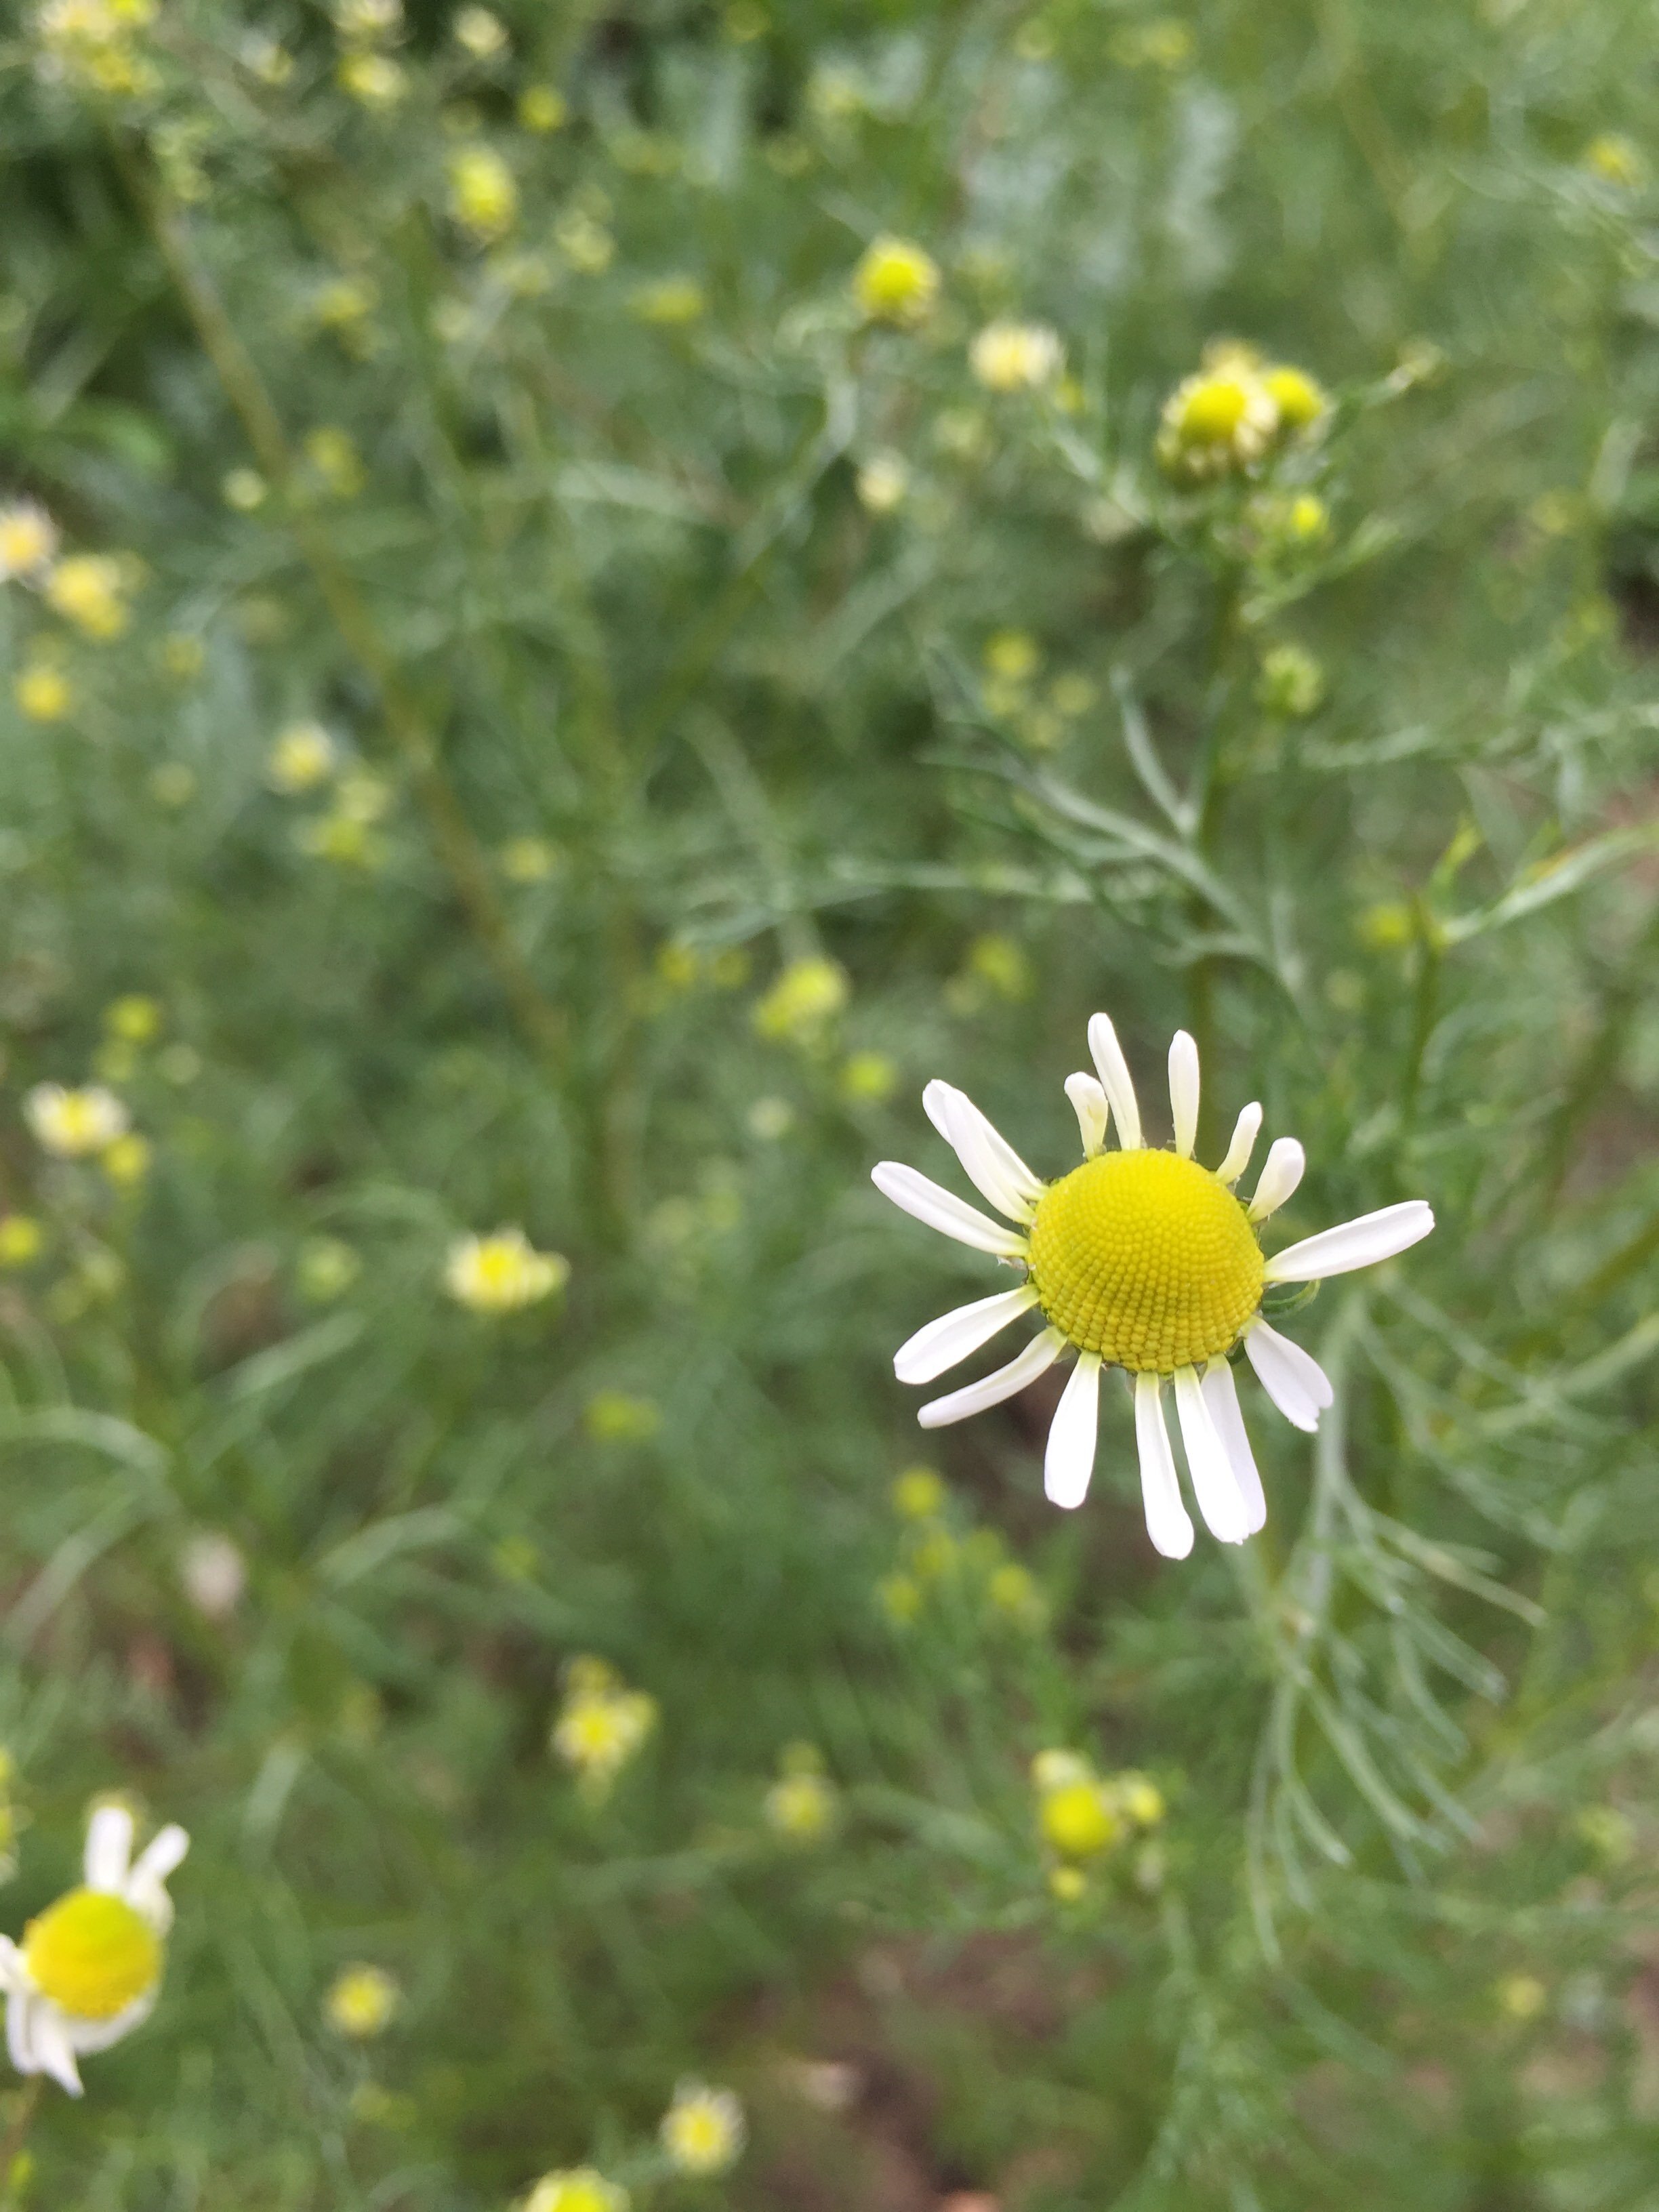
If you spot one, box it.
[0,1803,187,2095]
[659,2078,746,2174]
[872,1015,1433,1557]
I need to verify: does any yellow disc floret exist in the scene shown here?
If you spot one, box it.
[24,1887,160,2019]
[1027,1149,1263,1372]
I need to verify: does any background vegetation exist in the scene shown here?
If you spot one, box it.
[2,0,1659,2204]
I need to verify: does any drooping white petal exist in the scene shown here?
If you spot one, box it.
[921,1081,1042,1222]
[1087,1012,1143,1150]
[1168,1031,1200,1158]
[1244,1319,1334,1433]
[1044,1354,1101,1509]
[127,1824,189,1931]
[68,1990,157,2056]
[894,1286,1040,1386]
[83,1804,134,1893]
[871,1163,1029,1258]
[1248,1136,1305,1223]
[6,1988,34,2078]
[1216,1101,1263,1185]
[1064,1071,1109,1158]
[918,1329,1064,1429]
[0,1940,28,1999]
[1263,1199,1435,1284]
[1134,1374,1193,1560]
[1173,1366,1252,1544]
[1202,1359,1267,1535]
[30,2004,82,2096]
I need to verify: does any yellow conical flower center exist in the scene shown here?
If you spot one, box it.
[1180,377,1252,443]
[23,1887,161,2019]
[1027,1150,1264,1372]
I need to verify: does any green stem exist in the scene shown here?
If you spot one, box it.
[0,2078,42,2205]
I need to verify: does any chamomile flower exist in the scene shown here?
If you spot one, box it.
[970,320,1064,393]
[551,1657,657,1797]
[872,1015,1433,1558]
[851,237,940,325]
[0,1803,187,2095]
[25,1083,129,1158]
[0,501,60,583]
[525,2171,629,2212]
[1156,357,1277,479]
[445,1227,569,1313]
[660,2080,746,2175]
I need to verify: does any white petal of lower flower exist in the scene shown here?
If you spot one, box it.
[871,1163,1029,1258]
[30,2003,82,2096]
[1173,1366,1252,1544]
[1064,1071,1108,1158]
[0,1940,27,1998]
[918,1329,1064,1429]
[68,1990,157,2057]
[1168,1030,1200,1158]
[1202,1359,1267,1535]
[1134,1374,1193,1560]
[894,1285,1040,1385]
[1044,1354,1101,1509]
[1216,1101,1263,1185]
[1264,1199,1435,1283]
[6,1988,35,2078]
[1086,1012,1143,1150]
[83,1803,134,1893]
[1248,1136,1305,1223]
[922,1081,1042,1222]
[1244,1320,1334,1433]
[127,1823,189,1931]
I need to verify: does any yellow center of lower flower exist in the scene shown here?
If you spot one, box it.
[1027,1149,1264,1372]
[23,1887,161,2020]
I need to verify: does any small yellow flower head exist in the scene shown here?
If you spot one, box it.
[838,1051,897,1105]
[222,466,268,512]
[660,2081,746,2176]
[753,957,849,1044]
[334,0,403,41]
[449,146,517,240]
[15,665,72,722]
[518,84,567,132]
[855,453,909,513]
[1256,642,1326,718]
[525,2170,630,2212]
[632,278,706,326]
[764,1746,838,1843]
[1496,1972,1547,2022]
[584,1390,661,1442]
[966,933,1032,1002]
[984,628,1040,683]
[25,1889,159,2022]
[985,1560,1043,1624]
[1048,1864,1087,1901]
[268,720,339,794]
[0,1216,43,1267]
[298,1236,361,1302]
[0,501,60,583]
[453,5,506,57]
[1584,133,1645,188]
[852,237,941,326]
[1030,1749,1089,1793]
[335,771,390,823]
[326,1964,401,2038]
[1114,1772,1166,1826]
[25,1083,129,1158]
[1040,1777,1121,1860]
[314,277,377,334]
[104,994,161,1044]
[445,1228,569,1314]
[552,1663,657,1790]
[304,426,365,499]
[1263,363,1327,432]
[34,0,159,95]
[338,50,407,106]
[970,320,1064,392]
[45,553,131,638]
[102,1133,152,1187]
[1358,899,1415,951]
[500,835,558,883]
[890,1467,943,1521]
[1156,361,1277,480]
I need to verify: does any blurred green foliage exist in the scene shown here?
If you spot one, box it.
[1,0,1658,2205]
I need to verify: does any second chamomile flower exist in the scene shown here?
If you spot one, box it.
[445,1228,569,1313]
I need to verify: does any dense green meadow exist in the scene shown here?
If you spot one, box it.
[3,0,1659,2203]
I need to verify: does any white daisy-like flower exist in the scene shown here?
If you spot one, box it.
[0,1803,188,2095]
[872,1015,1433,1558]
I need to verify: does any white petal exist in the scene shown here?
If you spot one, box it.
[1248,1136,1305,1223]
[30,2005,82,2096]
[127,1824,189,1930]
[921,1081,1042,1221]
[1134,1374,1193,1560]
[871,1162,1029,1258]
[894,1286,1040,1385]
[1244,1319,1334,1433]
[67,1989,156,2055]
[1168,1031,1200,1158]
[6,1990,35,2078]
[83,1803,133,1893]
[1173,1366,1252,1544]
[0,1940,28,1998]
[1064,1071,1108,1158]
[1044,1355,1101,1509]
[1216,1101,1263,1185]
[1263,1200,1435,1283]
[1202,1359,1267,1535]
[918,1329,1064,1429]
[1086,1012,1143,1150]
